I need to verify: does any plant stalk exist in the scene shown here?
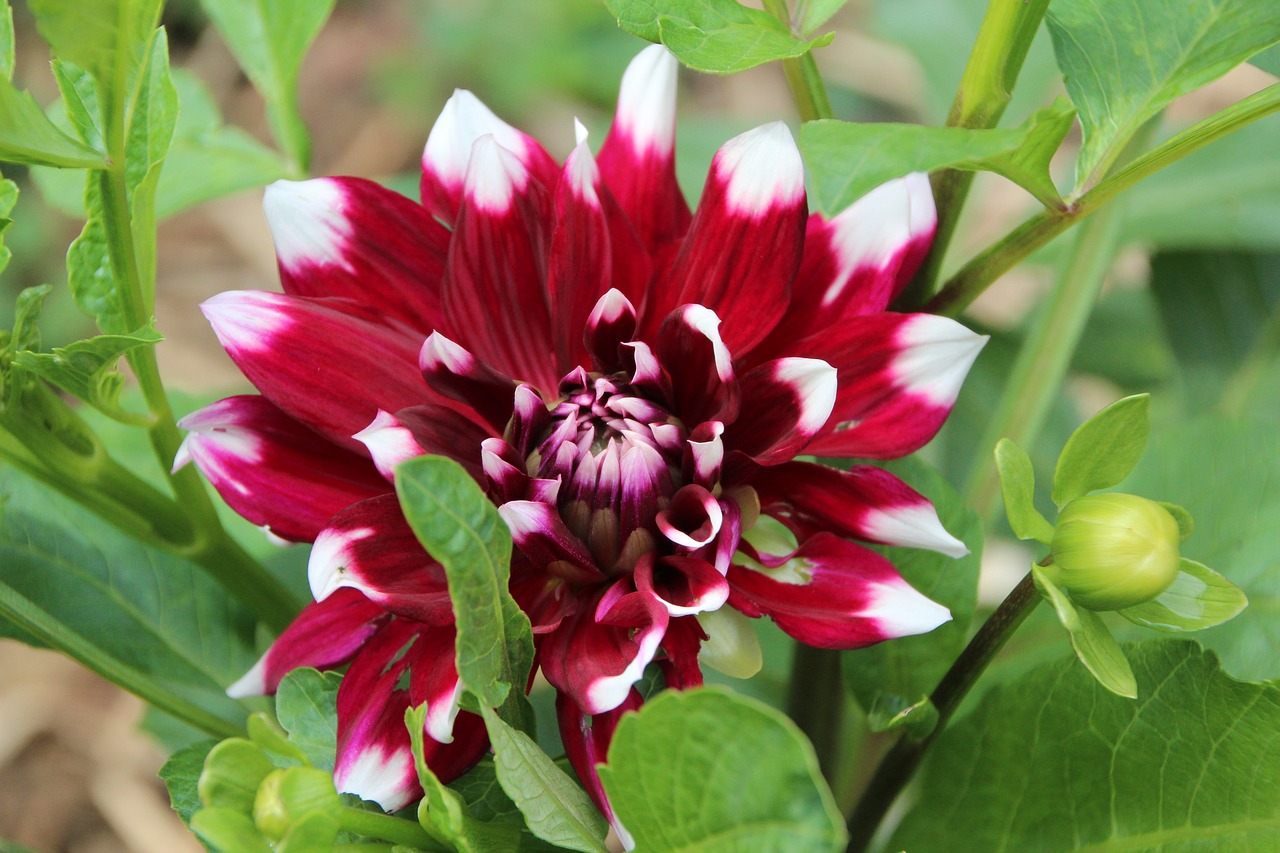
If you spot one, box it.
[844,573,1040,852]
[338,807,446,851]
[787,643,851,799]
[762,0,834,122]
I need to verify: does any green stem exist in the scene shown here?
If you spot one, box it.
[338,807,446,851]
[786,644,851,800]
[762,0,834,121]
[0,578,243,739]
[901,0,1051,307]
[961,198,1124,518]
[927,82,1280,318]
[844,573,1040,852]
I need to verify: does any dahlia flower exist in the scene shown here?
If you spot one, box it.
[176,45,985,815]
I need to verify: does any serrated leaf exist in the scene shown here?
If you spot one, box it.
[275,668,342,772]
[198,0,336,171]
[1033,566,1137,698]
[800,99,1073,214]
[604,0,825,74]
[892,641,1280,851]
[13,325,161,424]
[0,466,257,722]
[247,712,309,767]
[159,738,220,825]
[599,688,846,852]
[448,759,526,826]
[480,705,609,853]
[396,456,533,727]
[1046,0,1280,186]
[994,438,1054,544]
[1119,558,1248,633]
[1052,393,1150,507]
[51,60,104,153]
[0,76,104,168]
[66,178,124,333]
[843,457,981,718]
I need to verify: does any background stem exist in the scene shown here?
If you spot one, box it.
[762,0,834,121]
[787,644,852,801]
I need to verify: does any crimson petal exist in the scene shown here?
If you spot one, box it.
[356,404,493,484]
[654,304,740,425]
[726,357,837,465]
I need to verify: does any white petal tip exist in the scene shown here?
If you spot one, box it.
[895,316,989,407]
[336,748,416,812]
[225,660,268,699]
[424,89,525,188]
[864,503,970,559]
[262,178,352,272]
[615,45,679,157]
[870,580,953,638]
[715,121,805,216]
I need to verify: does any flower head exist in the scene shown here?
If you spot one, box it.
[178,45,986,816]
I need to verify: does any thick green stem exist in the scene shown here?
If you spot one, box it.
[0,578,243,739]
[927,83,1280,318]
[901,0,1051,307]
[338,807,446,851]
[961,199,1124,518]
[762,0,834,121]
[844,573,1040,852]
[787,644,852,800]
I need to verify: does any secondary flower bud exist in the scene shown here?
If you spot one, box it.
[1050,493,1181,610]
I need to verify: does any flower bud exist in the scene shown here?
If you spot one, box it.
[1049,493,1181,610]
[253,767,341,841]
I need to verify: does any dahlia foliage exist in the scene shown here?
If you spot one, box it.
[176,45,985,812]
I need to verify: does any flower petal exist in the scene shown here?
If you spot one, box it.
[725,357,837,465]
[635,554,729,617]
[751,461,969,558]
[420,89,560,223]
[644,123,806,354]
[556,690,642,823]
[596,44,690,251]
[226,588,388,698]
[584,289,639,374]
[654,304,740,426]
[443,135,560,389]
[201,291,427,453]
[263,177,449,335]
[355,404,492,483]
[176,396,387,542]
[728,532,951,648]
[655,484,724,550]
[418,332,518,433]
[309,494,454,624]
[499,499,603,583]
[804,312,987,458]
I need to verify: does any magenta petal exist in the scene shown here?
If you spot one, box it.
[654,304,740,426]
[356,404,492,484]
[752,461,968,558]
[655,484,723,550]
[419,332,518,433]
[201,291,426,453]
[176,396,387,542]
[309,494,454,624]
[728,532,950,648]
[226,588,388,698]
[584,289,639,373]
[556,690,642,823]
[442,135,560,390]
[657,614,706,691]
[726,357,837,465]
[499,500,603,583]
[635,553,729,616]
[263,177,449,335]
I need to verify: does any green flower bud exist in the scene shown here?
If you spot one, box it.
[253,767,341,841]
[1049,493,1181,611]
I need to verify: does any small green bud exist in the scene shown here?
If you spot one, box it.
[1050,493,1181,610]
[253,767,341,841]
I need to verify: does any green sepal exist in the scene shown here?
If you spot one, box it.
[1052,394,1150,507]
[1158,501,1194,541]
[1118,558,1248,632]
[867,693,939,739]
[994,438,1054,545]
[191,807,274,853]
[198,737,276,812]
[1033,565,1137,698]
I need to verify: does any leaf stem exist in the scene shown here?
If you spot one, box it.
[338,807,446,851]
[844,572,1040,852]
[927,82,1280,318]
[762,0,834,121]
[0,578,243,740]
[902,0,1051,306]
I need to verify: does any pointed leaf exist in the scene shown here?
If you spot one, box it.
[801,98,1074,214]
[599,688,847,852]
[396,455,534,728]
[27,0,162,92]
[866,693,938,739]
[66,177,124,333]
[13,325,162,424]
[479,705,609,853]
[0,76,104,168]
[1033,566,1137,698]
[1119,558,1248,633]
[0,0,12,81]
[275,668,342,772]
[1046,0,1280,185]
[800,0,850,36]
[1052,393,1150,507]
[994,438,1054,544]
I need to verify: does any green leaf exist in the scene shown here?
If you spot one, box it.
[479,705,609,853]
[798,0,848,36]
[192,807,274,853]
[1046,0,1280,185]
[0,76,104,168]
[1158,502,1194,542]
[0,466,257,722]
[1253,44,1280,76]
[449,759,527,826]
[66,177,125,333]
[1121,416,1278,679]
[0,174,16,276]
[599,688,846,852]
[1033,566,1137,698]
[247,712,309,767]
[27,0,162,95]
[275,668,342,772]
[842,457,981,721]
[52,60,104,153]
[1051,393,1150,507]
[1119,558,1247,632]
[800,99,1074,214]
[994,438,1054,544]
[602,0,827,74]
[159,738,220,825]
[198,0,337,171]
[0,0,13,81]
[396,456,533,727]
[866,693,938,738]
[892,641,1280,851]
[13,325,161,424]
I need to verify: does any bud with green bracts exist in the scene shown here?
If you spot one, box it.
[1048,493,1181,611]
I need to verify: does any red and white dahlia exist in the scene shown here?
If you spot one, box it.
[176,46,985,816]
